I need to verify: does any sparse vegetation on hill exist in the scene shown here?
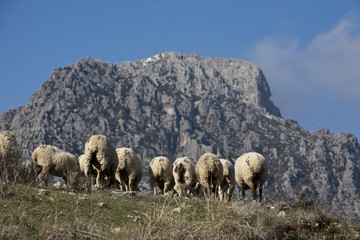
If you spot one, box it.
[0,183,359,239]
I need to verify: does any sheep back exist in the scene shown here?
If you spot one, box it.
[51,151,79,175]
[173,156,197,196]
[235,152,268,187]
[84,135,118,171]
[234,152,268,201]
[84,135,118,189]
[219,159,235,201]
[32,145,80,176]
[115,147,143,191]
[149,156,174,194]
[78,154,87,175]
[195,153,223,196]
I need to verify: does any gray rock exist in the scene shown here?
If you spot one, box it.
[0,52,359,222]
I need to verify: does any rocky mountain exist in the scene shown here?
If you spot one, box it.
[1,52,359,222]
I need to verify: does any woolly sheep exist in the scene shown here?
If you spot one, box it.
[0,131,20,161]
[78,154,97,185]
[218,159,235,202]
[149,156,175,195]
[173,156,197,197]
[115,147,143,192]
[83,135,118,190]
[234,152,268,202]
[31,145,80,187]
[195,153,223,198]
[0,131,22,182]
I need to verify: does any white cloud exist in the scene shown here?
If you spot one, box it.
[248,13,360,118]
[304,15,360,98]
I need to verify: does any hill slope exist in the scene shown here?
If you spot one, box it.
[0,52,359,222]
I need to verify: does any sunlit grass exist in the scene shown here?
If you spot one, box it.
[0,183,359,239]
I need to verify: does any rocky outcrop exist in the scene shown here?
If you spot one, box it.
[0,52,359,222]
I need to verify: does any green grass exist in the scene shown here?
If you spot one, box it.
[0,183,359,239]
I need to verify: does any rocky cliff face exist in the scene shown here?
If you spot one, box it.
[0,52,359,222]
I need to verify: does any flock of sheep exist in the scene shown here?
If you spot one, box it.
[1,131,269,202]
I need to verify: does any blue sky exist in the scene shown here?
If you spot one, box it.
[1,0,360,139]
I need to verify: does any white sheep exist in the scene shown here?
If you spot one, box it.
[218,159,235,202]
[173,156,197,197]
[115,147,143,192]
[78,154,97,186]
[0,131,20,161]
[234,152,268,202]
[31,145,80,187]
[149,156,175,195]
[0,131,22,182]
[83,135,118,190]
[195,153,223,199]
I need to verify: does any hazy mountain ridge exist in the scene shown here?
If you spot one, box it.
[0,52,359,222]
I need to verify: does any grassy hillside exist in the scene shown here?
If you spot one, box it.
[0,183,359,240]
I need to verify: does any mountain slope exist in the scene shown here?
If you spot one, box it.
[1,52,359,222]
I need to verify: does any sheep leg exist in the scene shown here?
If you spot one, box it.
[33,165,42,184]
[174,184,182,196]
[164,182,171,194]
[86,175,92,192]
[206,185,211,198]
[42,172,49,187]
[124,181,130,191]
[215,182,221,199]
[152,184,157,195]
[119,181,125,191]
[96,171,101,186]
[158,180,165,194]
[107,164,118,188]
[227,188,233,202]
[248,182,257,201]
[95,171,105,189]
[62,175,69,186]
[128,175,134,192]
[241,188,246,200]
[105,175,115,189]
[259,185,263,202]
[150,174,157,195]
[218,185,224,201]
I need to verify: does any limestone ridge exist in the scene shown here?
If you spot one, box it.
[0,52,359,222]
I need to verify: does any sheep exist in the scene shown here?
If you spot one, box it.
[149,156,175,195]
[195,153,223,199]
[0,130,22,182]
[31,145,80,187]
[218,159,235,202]
[78,154,97,186]
[234,152,268,202]
[173,156,197,197]
[83,135,118,190]
[115,147,143,192]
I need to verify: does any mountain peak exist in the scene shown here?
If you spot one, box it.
[135,52,281,117]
